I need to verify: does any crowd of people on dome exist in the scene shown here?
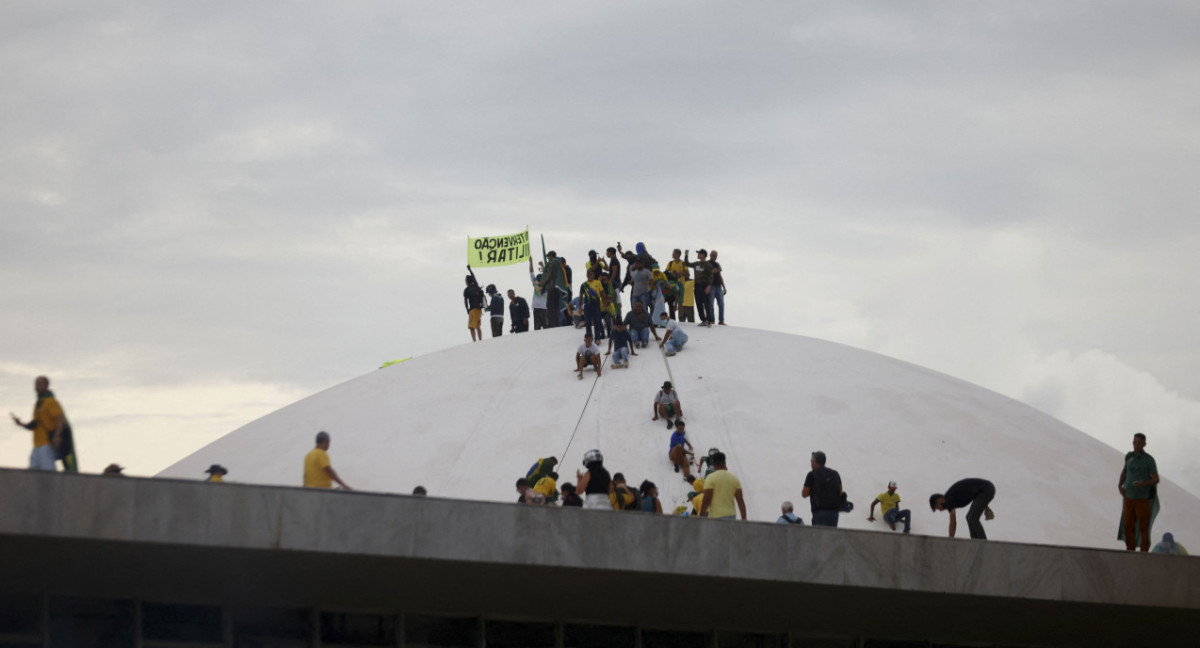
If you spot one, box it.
[463,242,729,345]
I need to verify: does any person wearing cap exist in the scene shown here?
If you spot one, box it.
[802,451,843,527]
[576,333,603,379]
[304,431,352,490]
[103,463,125,477]
[669,420,695,483]
[205,465,228,483]
[652,381,683,428]
[658,312,688,356]
[463,269,485,342]
[929,478,995,540]
[1151,532,1188,555]
[507,289,530,333]
[485,284,504,338]
[869,481,911,534]
[412,486,428,496]
[698,452,746,520]
[683,249,715,327]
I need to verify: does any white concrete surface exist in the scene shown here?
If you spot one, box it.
[158,325,1200,550]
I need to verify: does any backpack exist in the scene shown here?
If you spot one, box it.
[810,467,842,510]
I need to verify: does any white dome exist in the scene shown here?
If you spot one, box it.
[159,325,1200,549]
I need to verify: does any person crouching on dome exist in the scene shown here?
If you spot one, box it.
[576,334,603,379]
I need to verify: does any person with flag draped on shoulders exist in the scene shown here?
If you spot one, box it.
[11,375,76,472]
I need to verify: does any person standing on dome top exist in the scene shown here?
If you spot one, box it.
[628,259,655,314]
[652,381,683,429]
[539,251,567,328]
[463,270,485,342]
[683,249,715,327]
[708,249,727,326]
[930,478,995,540]
[576,449,613,510]
[529,258,548,330]
[507,289,529,333]
[579,269,605,342]
[304,431,352,491]
[617,241,656,273]
[605,247,623,318]
[485,284,504,338]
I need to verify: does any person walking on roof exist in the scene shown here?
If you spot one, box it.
[802,451,843,527]
[10,375,74,472]
[1118,433,1159,552]
[699,452,747,520]
[304,431,352,490]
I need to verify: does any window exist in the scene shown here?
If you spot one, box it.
[642,629,712,648]
[484,620,555,648]
[142,603,223,643]
[233,606,311,648]
[49,597,134,648]
[404,615,479,648]
[563,623,636,648]
[320,611,395,646]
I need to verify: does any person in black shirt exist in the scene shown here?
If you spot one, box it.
[507,289,530,333]
[802,451,843,527]
[930,478,996,540]
[485,285,504,337]
[463,271,485,342]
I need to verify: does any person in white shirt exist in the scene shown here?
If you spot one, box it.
[576,334,604,379]
[658,312,689,356]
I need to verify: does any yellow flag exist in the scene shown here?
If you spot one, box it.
[468,229,530,267]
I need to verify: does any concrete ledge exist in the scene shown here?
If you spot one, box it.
[3,468,1200,648]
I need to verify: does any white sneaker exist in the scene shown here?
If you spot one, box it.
[665,350,676,357]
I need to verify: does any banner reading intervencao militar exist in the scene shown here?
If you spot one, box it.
[468,229,531,267]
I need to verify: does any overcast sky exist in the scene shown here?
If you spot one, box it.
[3,2,1199,494]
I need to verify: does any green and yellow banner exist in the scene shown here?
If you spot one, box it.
[468,229,531,267]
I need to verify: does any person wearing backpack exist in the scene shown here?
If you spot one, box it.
[802,450,843,527]
[777,501,804,525]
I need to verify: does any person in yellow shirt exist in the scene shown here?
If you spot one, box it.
[533,472,558,503]
[205,465,228,482]
[699,452,747,520]
[304,431,352,490]
[10,375,65,471]
[868,481,911,533]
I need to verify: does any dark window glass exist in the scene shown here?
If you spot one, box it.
[233,606,311,647]
[791,639,856,648]
[563,623,636,648]
[320,611,395,645]
[0,594,39,635]
[484,620,555,648]
[718,632,787,648]
[143,603,222,642]
[642,629,711,648]
[405,615,479,648]
[0,643,43,648]
[49,597,134,648]
[864,641,927,648]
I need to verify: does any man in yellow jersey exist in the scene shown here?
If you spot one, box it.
[868,480,912,534]
[699,452,747,520]
[304,431,352,490]
[10,376,65,471]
